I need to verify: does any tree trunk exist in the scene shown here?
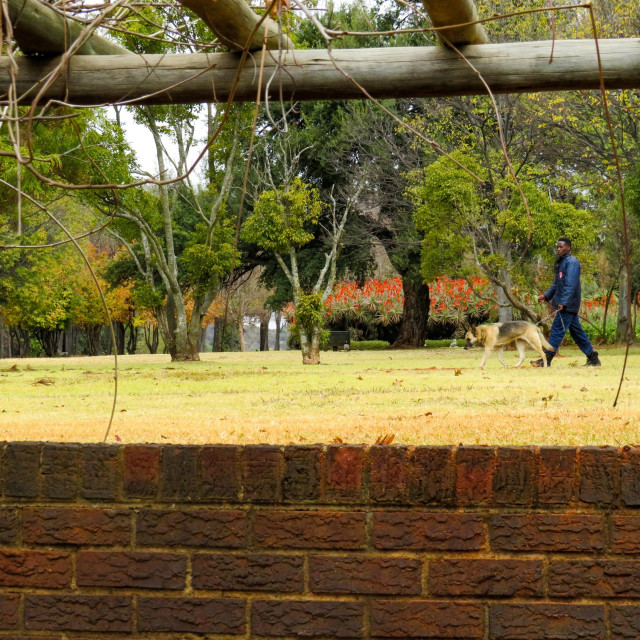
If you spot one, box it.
[617,265,632,343]
[274,310,282,351]
[301,327,321,365]
[237,315,245,352]
[393,278,430,348]
[144,323,159,354]
[259,312,271,351]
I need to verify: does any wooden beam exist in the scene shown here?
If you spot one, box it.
[7,0,130,56]
[177,0,294,51]
[422,0,489,45]
[4,39,640,106]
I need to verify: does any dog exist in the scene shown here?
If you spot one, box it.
[464,321,554,369]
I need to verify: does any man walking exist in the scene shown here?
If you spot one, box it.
[532,237,601,367]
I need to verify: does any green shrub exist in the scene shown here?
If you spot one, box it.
[350,340,390,350]
[424,339,465,348]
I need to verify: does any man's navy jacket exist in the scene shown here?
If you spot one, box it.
[543,253,582,313]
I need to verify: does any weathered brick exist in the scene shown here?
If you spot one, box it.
[0,594,20,630]
[612,516,640,554]
[430,559,544,597]
[25,595,132,632]
[538,447,576,504]
[550,560,640,598]
[137,597,245,634]
[370,600,483,638]
[493,447,535,505]
[621,447,640,507]
[456,446,495,505]
[41,444,79,500]
[123,445,160,499]
[0,550,71,588]
[408,446,454,505]
[200,445,241,501]
[0,637,60,640]
[76,551,186,589]
[0,509,19,545]
[23,508,131,546]
[310,555,421,595]
[136,509,246,548]
[324,445,364,502]
[192,554,304,592]
[283,446,321,502]
[254,510,366,549]
[161,445,199,501]
[489,514,605,552]
[243,445,282,502]
[611,605,640,639]
[489,603,605,640]
[81,445,119,501]
[579,446,620,504]
[252,600,363,638]
[374,512,485,551]
[370,446,409,504]
[4,442,41,498]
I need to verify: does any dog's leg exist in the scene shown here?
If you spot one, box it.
[478,348,491,369]
[527,337,548,368]
[497,347,508,368]
[514,340,526,367]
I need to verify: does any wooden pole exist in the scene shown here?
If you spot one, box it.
[6,0,130,56]
[177,0,294,51]
[4,39,640,106]
[422,0,489,45]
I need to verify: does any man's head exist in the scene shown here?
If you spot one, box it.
[556,237,572,258]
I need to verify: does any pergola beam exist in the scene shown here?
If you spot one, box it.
[422,0,489,45]
[3,39,640,106]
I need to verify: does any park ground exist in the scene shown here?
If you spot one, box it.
[0,345,638,446]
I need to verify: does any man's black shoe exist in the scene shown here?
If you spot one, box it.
[585,351,601,366]
[531,351,554,367]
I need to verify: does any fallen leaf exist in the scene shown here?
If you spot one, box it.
[374,434,395,445]
[581,386,589,392]
[454,369,462,376]
[33,378,54,386]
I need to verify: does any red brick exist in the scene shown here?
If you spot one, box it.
[0,509,19,545]
[81,445,119,501]
[252,600,363,637]
[254,510,366,549]
[310,555,421,594]
[409,446,455,505]
[243,445,282,502]
[201,445,241,501]
[456,446,495,505]
[370,446,409,503]
[430,559,543,597]
[76,551,186,589]
[550,560,640,598]
[161,445,199,501]
[283,446,321,502]
[489,514,605,552]
[25,595,132,632]
[374,512,485,551]
[324,445,364,502]
[138,597,245,634]
[123,445,160,499]
[621,447,640,507]
[192,554,304,592]
[579,446,620,504]
[371,600,483,638]
[136,509,246,548]
[23,508,131,546]
[0,550,71,588]
[493,447,535,505]
[611,605,640,639]
[4,443,41,498]
[0,594,19,630]
[611,515,640,554]
[41,444,80,500]
[538,447,576,504]
[489,603,605,639]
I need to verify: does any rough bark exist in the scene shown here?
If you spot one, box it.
[393,278,430,348]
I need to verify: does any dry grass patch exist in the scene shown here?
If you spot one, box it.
[0,346,638,445]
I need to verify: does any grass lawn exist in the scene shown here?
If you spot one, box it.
[0,345,638,446]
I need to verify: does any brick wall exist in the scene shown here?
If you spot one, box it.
[0,443,639,638]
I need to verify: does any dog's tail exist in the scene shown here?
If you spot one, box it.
[537,327,554,352]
